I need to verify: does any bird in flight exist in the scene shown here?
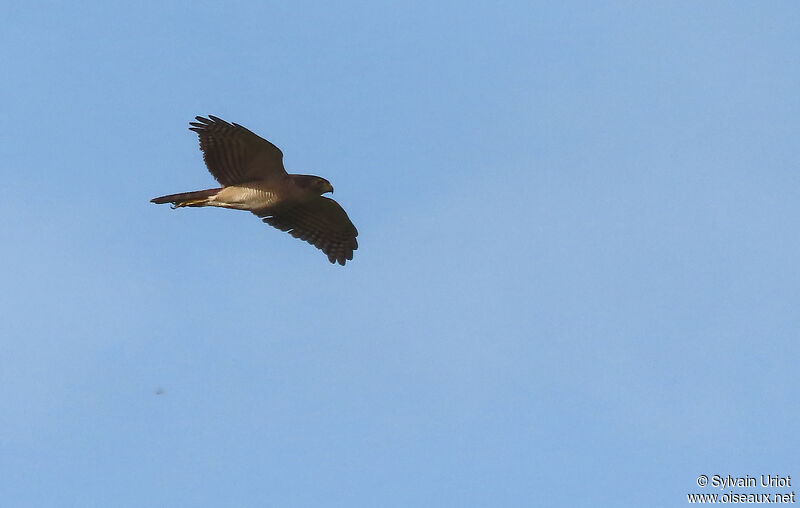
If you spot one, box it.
[151,115,358,265]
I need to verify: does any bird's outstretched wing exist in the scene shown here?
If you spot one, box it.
[254,197,359,265]
[189,115,286,185]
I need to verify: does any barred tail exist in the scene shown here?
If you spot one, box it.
[150,188,222,206]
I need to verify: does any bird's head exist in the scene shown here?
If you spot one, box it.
[317,178,334,194]
[294,175,334,195]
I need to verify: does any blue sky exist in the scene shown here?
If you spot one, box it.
[2,1,798,506]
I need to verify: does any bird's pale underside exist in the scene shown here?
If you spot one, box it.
[151,116,358,265]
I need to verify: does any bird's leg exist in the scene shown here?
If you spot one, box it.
[172,199,207,209]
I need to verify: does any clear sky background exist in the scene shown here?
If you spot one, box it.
[1,1,798,506]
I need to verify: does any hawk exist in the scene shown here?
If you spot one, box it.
[151,115,358,265]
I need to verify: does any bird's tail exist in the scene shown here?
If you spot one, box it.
[150,188,222,208]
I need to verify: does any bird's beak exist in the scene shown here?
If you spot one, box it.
[329,185,334,194]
